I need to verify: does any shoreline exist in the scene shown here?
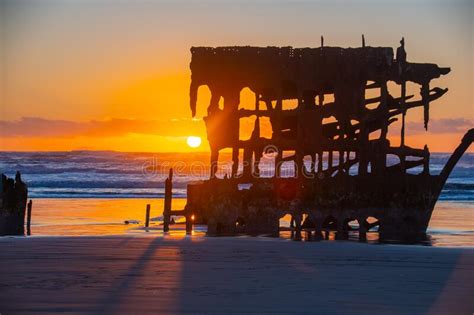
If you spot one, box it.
[1,236,473,314]
[2,232,474,249]
[2,230,474,252]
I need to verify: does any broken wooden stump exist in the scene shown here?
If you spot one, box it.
[0,172,28,236]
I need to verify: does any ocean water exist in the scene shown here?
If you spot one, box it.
[1,151,472,200]
[0,151,472,246]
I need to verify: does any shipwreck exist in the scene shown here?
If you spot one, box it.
[163,38,472,242]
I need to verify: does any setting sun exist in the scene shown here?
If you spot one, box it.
[186,136,202,148]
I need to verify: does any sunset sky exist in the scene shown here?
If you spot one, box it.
[1,0,472,152]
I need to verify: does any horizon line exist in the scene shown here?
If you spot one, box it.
[0,149,471,155]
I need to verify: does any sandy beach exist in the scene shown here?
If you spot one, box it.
[0,236,473,314]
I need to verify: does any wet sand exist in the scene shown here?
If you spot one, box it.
[0,236,473,314]
[23,198,474,247]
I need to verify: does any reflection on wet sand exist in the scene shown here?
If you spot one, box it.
[26,198,474,247]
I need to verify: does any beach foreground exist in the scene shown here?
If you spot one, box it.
[0,237,473,315]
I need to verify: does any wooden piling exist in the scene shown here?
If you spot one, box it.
[293,215,302,241]
[163,168,173,232]
[26,200,32,236]
[328,151,333,170]
[185,209,193,234]
[145,204,150,228]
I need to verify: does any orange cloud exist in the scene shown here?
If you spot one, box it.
[0,117,205,138]
[406,118,472,135]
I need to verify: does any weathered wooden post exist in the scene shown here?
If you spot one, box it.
[314,221,323,241]
[328,150,333,170]
[145,204,150,228]
[358,217,367,242]
[317,152,323,173]
[293,215,302,241]
[26,200,32,236]
[163,168,173,232]
[185,205,193,234]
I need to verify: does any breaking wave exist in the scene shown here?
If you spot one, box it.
[1,151,472,200]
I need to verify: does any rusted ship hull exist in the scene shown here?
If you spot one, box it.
[187,173,442,241]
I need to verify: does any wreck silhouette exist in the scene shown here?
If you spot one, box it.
[162,37,474,242]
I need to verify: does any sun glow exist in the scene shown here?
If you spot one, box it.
[187,136,202,148]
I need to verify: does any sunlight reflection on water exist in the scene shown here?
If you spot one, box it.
[23,198,474,247]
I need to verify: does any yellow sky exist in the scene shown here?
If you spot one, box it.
[0,0,472,152]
